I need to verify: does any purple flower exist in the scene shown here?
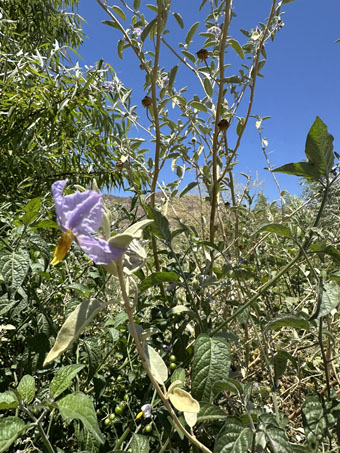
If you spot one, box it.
[161,75,169,87]
[51,180,125,265]
[132,28,143,38]
[106,81,115,93]
[207,25,221,38]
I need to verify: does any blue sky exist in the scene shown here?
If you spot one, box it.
[75,0,340,201]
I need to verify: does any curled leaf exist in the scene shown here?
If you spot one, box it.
[168,388,200,414]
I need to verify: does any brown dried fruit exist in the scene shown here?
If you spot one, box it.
[217,119,230,131]
[196,48,209,60]
[142,95,152,107]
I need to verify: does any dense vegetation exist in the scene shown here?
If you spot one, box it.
[1,1,340,452]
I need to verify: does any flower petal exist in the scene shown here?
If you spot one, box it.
[77,235,125,265]
[52,180,103,235]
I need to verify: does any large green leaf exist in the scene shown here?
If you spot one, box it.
[317,281,340,318]
[43,299,106,366]
[255,223,291,238]
[146,206,172,243]
[214,417,253,453]
[144,344,168,385]
[264,314,309,332]
[57,392,104,444]
[131,434,150,453]
[0,392,18,411]
[273,162,320,181]
[197,403,228,423]
[139,271,178,293]
[17,375,35,404]
[50,364,85,399]
[0,249,30,292]
[192,334,231,402]
[258,414,296,452]
[305,116,334,177]
[0,417,26,453]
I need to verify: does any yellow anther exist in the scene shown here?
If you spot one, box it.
[51,229,76,265]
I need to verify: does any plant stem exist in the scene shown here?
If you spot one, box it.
[209,0,232,243]
[116,261,212,453]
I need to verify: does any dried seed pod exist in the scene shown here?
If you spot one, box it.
[217,119,230,131]
[196,48,209,60]
[142,95,152,107]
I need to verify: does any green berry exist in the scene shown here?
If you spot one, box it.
[144,424,152,433]
[104,418,110,425]
[115,406,124,415]
[169,362,177,371]
[169,355,177,363]
[109,413,115,420]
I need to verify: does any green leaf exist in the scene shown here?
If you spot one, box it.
[146,206,172,243]
[255,223,291,238]
[181,50,196,63]
[133,0,141,8]
[190,101,207,113]
[317,281,340,318]
[259,414,295,452]
[214,417,253,453]
[117,39,124,59]
[21,197,41,225]
[0,417,26,453]
[305,117,334,177]
[0,392,18,411]
[43,299,106,366]
[131,433,150,453]
[192,334,231,402]
[112,5,126,21]
[228,39,244,59]
[50,364,85,399]
[203,78,213,97]
[144,344,168,385]
[102,20,121,31]
[302,394,329,447]
[17,375,35,404]
[274,351,289,383]
[171,367,185,386]
[141,19,157,41]
[57,392,104,444]
[173,12,184,29]
[168,65,179,89]
[213,378,243,395]
[185,22,199,46]
[0,249,30,293]
[273,161,321,181]
[197,403,228,422]
[179,181,199,197]
[264,314,309,332]
[139,271,179,293]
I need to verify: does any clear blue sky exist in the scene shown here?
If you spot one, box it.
[74,0,340,201]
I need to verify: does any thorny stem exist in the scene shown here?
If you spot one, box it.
[209,0,232,243]
[116,261,213,453]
